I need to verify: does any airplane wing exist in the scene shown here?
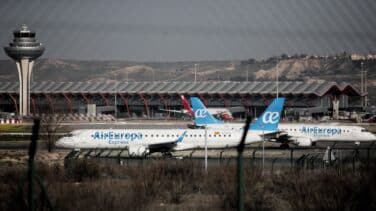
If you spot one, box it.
[147,141,178,151]
[146,131,187,153]
[261,130,289,141]
[159,108,187,114]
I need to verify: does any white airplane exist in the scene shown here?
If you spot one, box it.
[190,97,376,147]
[277,124,376,147]
[55,98,285,157]
[56,129,262,157]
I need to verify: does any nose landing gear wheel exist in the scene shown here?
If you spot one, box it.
[162,152,173,157]
[280,143,290,149]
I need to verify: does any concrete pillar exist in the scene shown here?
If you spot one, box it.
[16,59,34,116]
[332,98,339,119]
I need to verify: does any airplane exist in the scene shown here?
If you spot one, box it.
[159,95,235,120]
[55,98,285,157]
[190,97,376,147]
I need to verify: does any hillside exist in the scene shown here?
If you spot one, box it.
[0,55,374,104]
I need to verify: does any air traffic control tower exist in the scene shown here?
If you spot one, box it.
[4,24,45,116]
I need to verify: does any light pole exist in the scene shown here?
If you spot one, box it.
[114,73,118,120]
[276,60,279,98]
[126,71,129,82]
[261,123,265,174]
[151,69,155,82]
[361,61,368,107]
[205,125,208,172]
[194,63,199,83]
[246,63,249,82]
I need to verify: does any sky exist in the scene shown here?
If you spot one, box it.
[1,0,376,61]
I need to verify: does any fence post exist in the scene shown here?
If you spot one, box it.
[28,119,40,211]
[367,148,370,170]
[237,116,251,211]
[290,149,294,168]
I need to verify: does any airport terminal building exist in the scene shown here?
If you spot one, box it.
[0,81,364,118]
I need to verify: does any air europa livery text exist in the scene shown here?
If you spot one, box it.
[301,127,341,136]
[91,131,143,141]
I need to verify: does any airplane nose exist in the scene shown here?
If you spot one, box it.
[55,138,64,148]
[370,133,376,141]
[55,137,72,148]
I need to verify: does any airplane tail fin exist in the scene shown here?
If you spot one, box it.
[190,97,224,125]
[249,98,285,132]
[181,95,194,117]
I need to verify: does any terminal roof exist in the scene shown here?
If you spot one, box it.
[0,81,363,96]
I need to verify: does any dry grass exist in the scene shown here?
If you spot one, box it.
[0,158,375,211]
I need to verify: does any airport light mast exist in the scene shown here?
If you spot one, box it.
[276,59,279,98]
[194,63,199,83]
[4,24,45,116]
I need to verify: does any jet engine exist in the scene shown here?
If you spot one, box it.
[294,137,313,146]
[128,146,150,157]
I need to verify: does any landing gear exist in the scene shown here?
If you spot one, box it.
[280,143,290,149]
[162,152,173,158]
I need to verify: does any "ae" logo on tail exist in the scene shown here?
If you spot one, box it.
[195,109,208,118]
[262,112,279,124]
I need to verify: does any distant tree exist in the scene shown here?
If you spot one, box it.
[247,58,256,64]
[280,54,289,60]
[40,114,65,152]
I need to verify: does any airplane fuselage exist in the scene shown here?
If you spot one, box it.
[202,123,376,143]
[56,128,263,151]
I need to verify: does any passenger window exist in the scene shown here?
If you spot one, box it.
[151,134,154,137]
[194,134,197,137]
[199,135,201,137]
[145,135,148,137]
[209,135,212,137]
[167,134,169,137]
